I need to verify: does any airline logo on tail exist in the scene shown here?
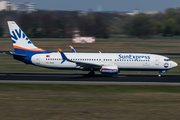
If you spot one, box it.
[11,28,31,44]
[8,21,49,53]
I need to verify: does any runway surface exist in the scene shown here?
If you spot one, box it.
[0,72,180,85]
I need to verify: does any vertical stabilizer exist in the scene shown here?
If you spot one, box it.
[7,21,49,54]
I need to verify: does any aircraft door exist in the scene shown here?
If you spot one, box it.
[155,57,159,65]
[36,55,40,64]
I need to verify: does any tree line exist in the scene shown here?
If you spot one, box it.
[124,8,180,38]
[0,8,180,39]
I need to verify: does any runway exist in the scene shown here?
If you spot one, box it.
[0,72,180,85]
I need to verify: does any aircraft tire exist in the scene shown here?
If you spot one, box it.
[88,71,95,76]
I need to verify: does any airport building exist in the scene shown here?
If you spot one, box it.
[0,0,34,12]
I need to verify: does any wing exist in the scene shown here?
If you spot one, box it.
[71,61,102,70]
[58,48,102,70]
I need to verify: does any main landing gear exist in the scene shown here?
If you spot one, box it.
[88,71,95,76]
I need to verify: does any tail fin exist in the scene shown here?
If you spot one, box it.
[7,21,50,55]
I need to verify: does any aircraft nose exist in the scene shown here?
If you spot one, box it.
[171,61,178,68]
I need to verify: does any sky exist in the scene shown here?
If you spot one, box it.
[10,0,180,12]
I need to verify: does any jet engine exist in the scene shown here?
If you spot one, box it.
[100,66,118,74]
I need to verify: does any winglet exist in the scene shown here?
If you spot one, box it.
[58,48,68,64]
[58,48,62,52]
[69,45,76,53]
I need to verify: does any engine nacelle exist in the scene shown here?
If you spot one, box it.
[100,66,118,74]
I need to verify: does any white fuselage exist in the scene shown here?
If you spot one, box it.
[31,52,177,72]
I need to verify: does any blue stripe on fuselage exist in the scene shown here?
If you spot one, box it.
[13,48,51,64]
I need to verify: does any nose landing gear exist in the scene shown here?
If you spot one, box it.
[158,70,167,77]
[158,73,161,77]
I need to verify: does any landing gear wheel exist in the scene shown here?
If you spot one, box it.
[158,74,161,77]
[158,71,162,77]
[88,71,95,76]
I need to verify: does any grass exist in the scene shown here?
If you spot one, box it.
[0,84,180,120]
[110,35,180,39]
[1,38,180,53]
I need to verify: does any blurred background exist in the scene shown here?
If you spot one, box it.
[0,0,180,39]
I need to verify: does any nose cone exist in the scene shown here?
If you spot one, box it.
[171,61,178,68]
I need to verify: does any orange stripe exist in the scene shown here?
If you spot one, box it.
[13,45,46,52]
[69,45,73,49]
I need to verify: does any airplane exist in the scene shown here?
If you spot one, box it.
[7,21,178,77]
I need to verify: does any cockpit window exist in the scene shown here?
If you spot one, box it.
[164,59,171,61]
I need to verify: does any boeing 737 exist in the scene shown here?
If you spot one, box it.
[7,21,178,76]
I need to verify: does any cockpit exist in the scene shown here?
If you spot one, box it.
[164,59,171,61]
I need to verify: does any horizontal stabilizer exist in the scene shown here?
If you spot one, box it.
[10,51,27,57]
